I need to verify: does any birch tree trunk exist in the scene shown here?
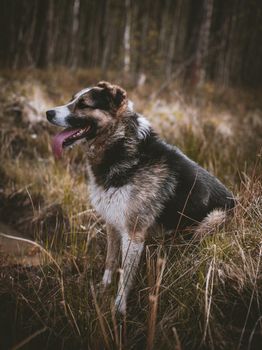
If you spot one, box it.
[124,0,131,75]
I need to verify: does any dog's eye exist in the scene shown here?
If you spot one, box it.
[78,100,88,109]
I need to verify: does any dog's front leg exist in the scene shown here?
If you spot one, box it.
[101,224,121,287]
[115,231,145,315]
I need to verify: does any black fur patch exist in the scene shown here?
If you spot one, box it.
[156,149,235,229]
[91,138,137,188]
[89,88,111,110]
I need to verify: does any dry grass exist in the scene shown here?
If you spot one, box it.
[0,69,261,349]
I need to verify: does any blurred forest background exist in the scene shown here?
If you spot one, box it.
[1,0,262,87]
[0,1,262,350]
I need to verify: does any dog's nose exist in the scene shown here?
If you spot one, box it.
[46,110,56,122]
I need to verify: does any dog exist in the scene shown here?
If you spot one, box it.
[46,81,235,314]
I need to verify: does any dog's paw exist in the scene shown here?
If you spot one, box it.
[114,294,127,315]
[101,269,113,288]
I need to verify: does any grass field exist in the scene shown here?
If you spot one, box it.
[0,69,261,350]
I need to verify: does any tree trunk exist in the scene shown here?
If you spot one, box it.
[166,0,183,77]
[101,0,111,75]
[192,0,214,86]
[123,0,131,76]
[70,0,80,69]
[46,0,55,67]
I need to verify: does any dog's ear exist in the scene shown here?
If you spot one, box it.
[96,81,127,113]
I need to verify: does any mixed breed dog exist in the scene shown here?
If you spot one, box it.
[46,81,234,314]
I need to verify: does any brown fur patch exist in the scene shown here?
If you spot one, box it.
[97,81,128,116]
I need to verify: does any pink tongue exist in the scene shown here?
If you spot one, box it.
[52,128,81,159]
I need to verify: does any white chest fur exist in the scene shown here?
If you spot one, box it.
[87,166,131,230]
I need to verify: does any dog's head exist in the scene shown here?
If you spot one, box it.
[46,81,130,159]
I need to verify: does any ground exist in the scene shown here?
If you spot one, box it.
[0,69,261,349]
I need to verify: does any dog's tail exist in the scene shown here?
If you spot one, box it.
[194,209,229,240]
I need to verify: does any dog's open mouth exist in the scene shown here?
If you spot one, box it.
[52,126,90,159]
